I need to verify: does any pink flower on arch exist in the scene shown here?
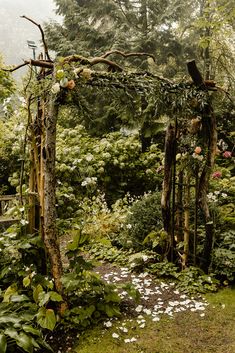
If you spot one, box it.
[223,151,232,158]
[212,171,222,179]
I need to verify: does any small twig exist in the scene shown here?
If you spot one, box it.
[1,62,30,72]
[101,50,156,62]
[21,15,52,61]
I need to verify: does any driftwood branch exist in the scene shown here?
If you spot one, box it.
[21,15,52,61]
[101,50,156,62]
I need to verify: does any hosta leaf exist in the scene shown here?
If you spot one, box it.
[10,294,29,302]
[22,325,40,336]
[16,332,33,353]
[0,316,21,325]
[0,334,7,353]
[4,328,19,340]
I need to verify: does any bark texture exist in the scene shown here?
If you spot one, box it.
[161,123,176,253]
[199,108,217,272]
[43,97,64,294]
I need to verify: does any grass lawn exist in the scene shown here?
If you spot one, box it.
[74,287,235,353]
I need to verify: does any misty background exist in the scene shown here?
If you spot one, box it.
[0,0,59,74]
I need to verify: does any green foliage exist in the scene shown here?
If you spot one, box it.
[0,55,15,107]
[88,240,131,265]
[0,226,63,350]
[175,267,219,294]
[56,125,163,212]
[60,230,125,329]
[212,230,235,282]
[120,191,163,250]
[0,299,52,353]
[148,261,179,278]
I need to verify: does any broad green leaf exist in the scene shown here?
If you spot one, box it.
[23,276,31,288]
[67,230,88,251]
[98,303,121,317]
[33,284,43,303]
[4,328,19,340]
[38,292,50,307]
[0,316,21,325]
[22,325,40,336]
[49,291,63,302]
[0,334,7,353]
[3,285,18,302]
[71,305,95,320]
[16,332,33,353]
[37,308,57,331]
[10,294,29,302]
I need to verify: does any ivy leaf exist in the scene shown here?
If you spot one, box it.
[37,308,57,331]
[0,334,7,353]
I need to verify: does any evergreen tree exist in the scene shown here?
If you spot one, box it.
[46,0,197,75]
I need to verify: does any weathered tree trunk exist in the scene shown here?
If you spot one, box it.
[161,123,176,257]
[43,97,64,296]
[199,108,217,272]
[193,168,199,266]
[182,173,190,269]
[175,171,184,243]
[187,59,217,273]
[28,147,36,234]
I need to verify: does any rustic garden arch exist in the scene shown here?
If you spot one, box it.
[3,17,219,302]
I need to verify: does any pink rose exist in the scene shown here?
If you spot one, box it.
[223,151,232,158]
[212,171,222,179]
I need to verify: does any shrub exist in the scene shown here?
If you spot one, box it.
[212,230,235,282]
[120,191,163,250]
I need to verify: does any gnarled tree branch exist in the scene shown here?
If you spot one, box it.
[21,15,52,61]
[62,55,123,72]
[101,50,156,62]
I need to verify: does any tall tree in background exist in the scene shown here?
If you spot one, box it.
[45,0,197,76]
